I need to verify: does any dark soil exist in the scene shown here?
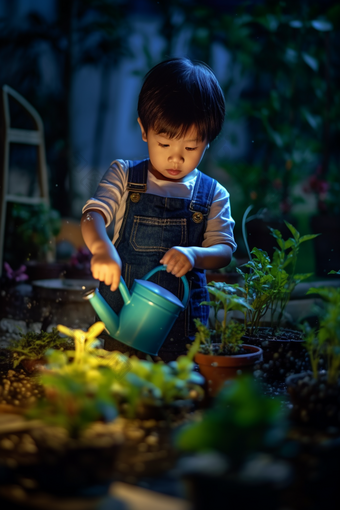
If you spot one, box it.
[198,344,249,356]
[287,371,340,430]
[244,327,312,381]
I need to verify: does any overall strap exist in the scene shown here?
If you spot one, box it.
[127,159,148,192]
[189,171,217,216]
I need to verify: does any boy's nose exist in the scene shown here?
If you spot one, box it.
[168,152,184,165]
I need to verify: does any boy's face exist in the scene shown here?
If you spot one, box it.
[138,119,209,181]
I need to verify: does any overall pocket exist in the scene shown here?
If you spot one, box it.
[130,216,188,253]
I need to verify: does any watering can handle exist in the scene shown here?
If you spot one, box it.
[142,266,189,309]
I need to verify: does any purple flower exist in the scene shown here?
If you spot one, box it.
[4,262,29,282]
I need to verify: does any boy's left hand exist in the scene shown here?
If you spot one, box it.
[160,247,195,277]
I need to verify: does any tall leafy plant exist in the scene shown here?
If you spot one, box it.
[238,221,318,333]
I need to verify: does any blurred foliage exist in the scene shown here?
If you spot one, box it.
[4,202,61,264]
[175,375,287,468]
[209,0,340,219]
[1,0,339,227]
[144,0,339,266]
[0,0,131,216]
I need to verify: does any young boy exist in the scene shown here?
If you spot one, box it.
[81,57,237,361]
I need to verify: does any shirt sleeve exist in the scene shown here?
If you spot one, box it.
[82,160,129,227]
[202,181,237,253]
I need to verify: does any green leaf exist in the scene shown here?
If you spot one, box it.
[299,233,320,243]
[284,221,299,241]
[310,19,333,31]
[302,52,319,72]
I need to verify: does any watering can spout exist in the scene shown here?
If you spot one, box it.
[83,288,120,337]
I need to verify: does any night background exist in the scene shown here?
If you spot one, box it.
[1,0,340,275]
[1,2,340,507]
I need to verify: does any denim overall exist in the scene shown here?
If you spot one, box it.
[99,159,217,361]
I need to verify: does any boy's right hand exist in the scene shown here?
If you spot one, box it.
[91,250,122,291]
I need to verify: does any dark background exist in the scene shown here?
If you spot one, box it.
[1,0,339,272]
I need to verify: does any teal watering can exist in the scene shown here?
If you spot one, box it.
[84,265,189,356]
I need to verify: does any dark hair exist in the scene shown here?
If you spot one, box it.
[137,57,225,143]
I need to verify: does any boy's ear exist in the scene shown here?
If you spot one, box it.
[137,118,147,142]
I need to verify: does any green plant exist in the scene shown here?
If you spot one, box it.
[37,322,204,422]
[7,328,73,368]
[217,2,339,220]
[238,221,318,333]
[238,248,280,335]
[5,203,61,264]
[24,322,123,438]
[305,285,340,385]
[269,222,318,322]
[25,369,118,438]
[175,375,287,468]
[301,323,324,380]
[193,281,253,355]
[116,353,205,419]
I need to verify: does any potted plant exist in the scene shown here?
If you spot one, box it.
[191,281,262,397]
[239,221,318,381]
[286,279,340,430]
[175,375,292,510]
[4,202,63,281]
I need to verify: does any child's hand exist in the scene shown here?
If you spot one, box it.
[160,247,195,277]
[91,252,122,291]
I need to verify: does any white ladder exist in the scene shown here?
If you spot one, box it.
[0,85,50,277]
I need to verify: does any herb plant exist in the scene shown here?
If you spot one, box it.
[8,327,74,368]
[25,322,122,438]
[29,322,204,425]
[194,281,253,355]
[119,355,205,418]
[238,221,318,334]
[268,221,318,325]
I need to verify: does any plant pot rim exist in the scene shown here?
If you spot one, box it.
[194,344,263,367]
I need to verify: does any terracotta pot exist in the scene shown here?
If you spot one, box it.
[194,344,263,397]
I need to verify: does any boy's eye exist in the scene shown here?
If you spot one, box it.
[185,147,197,151]
[158,143,169,148]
